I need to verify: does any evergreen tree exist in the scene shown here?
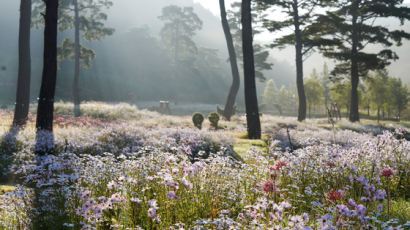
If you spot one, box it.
[33,0,114,117]
[388,77,409,121]
[314,0,410,122]
[36,0,58,143]
[228,2,273,81]
[366,70,390,122]
[12,0,32,128]
[158,5,203,63]
[305,70,324,117]
[256,0,333,121]
[242,0,261,139]
[262,79,278,109]
[219,0,240,121]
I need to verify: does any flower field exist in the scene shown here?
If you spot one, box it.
[0,103,409,229]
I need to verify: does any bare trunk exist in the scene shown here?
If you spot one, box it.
[220,0,240,121]
[349,0,360,122]
[73,0,81,117]
[377,107,380,123]
[293,0,306,122]
[36,0,58,133]
[12,0,32,128]
[242,0,261,139]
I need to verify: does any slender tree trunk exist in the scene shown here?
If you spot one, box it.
[12,0,32,128]
[377,107,380,123]
[292,0,306,122]
[36,0,58,133]
[242,0,261,139]
[73,0,81,117]
[349,0,360,122]
[220,0,240,121]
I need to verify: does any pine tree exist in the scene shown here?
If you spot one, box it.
[242,0,261,139]
[256,0,333,121]
[219,0,240,121]
[12,0,32,128]
[313,0,410,122]
[33,0,114,117]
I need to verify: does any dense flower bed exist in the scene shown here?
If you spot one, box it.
[0,121,409,229]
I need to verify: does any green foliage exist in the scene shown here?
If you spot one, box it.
[57,38,95,68]
[158,5,203,62]
[208,112,220,129]
[256,0,334,61]
[192,112,204,130]
[313,0,410,77]
[32,0,115,66]
[331,80,352,113]
[262,79,278,109]
[305,70,324,113]
[228,2,272,81]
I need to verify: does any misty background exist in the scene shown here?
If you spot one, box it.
[0,0,409,109]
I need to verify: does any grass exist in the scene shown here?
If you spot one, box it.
[233,133,268,158]
[0,185,15,195]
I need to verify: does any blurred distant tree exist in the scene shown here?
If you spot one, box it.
[256,0,333,122]
[366,71,389,123]
[262,79,278,109]
[388,77,409,121]
[219,0,240,121]
[12,0,32,128]
[159,5,203,63]
[36,0,58,135]
[242,0,261,139]
[33,0,114,117]
[313,0,410,122]
[228,2,272,81]
[320,63,331,109]
[305,70,324,117]
[331,80,351,118]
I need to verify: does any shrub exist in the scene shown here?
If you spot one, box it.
[208,112,220,129]
[192,113,204,129]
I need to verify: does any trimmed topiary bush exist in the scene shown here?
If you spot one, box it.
[192,112,205,129]
[208,112,220,129]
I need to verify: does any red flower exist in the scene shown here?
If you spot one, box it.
[381,168,394,178]
[327,190,344,202]
[273,161,287,171]
[326,161,336,167]
[262,181,276,193]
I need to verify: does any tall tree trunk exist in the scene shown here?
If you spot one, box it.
[349,0,360,122]
[12,0,32,128]
[36,0,58,133]
[377,107,380,123]
[220,0,240,121]
[73,0,81,117]
[242,0,261,139]
[292,0,306,122]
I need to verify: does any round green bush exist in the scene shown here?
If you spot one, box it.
[208,112,220,129]
[192,112,205,129]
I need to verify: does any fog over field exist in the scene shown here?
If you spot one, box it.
[0,1,410,229]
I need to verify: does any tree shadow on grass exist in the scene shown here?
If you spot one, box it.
[30,131,74,229]
[0,126,21,184]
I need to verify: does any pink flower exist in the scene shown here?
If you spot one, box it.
[273,161,287,171]
[262,181,276,193]
[381,168,394,178]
